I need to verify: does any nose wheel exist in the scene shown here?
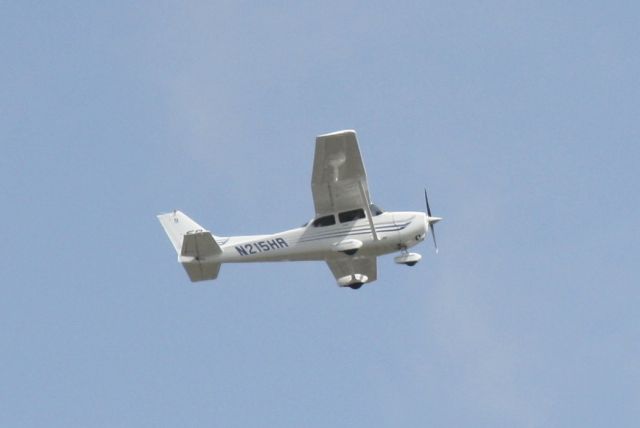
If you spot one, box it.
[394,247,422,266]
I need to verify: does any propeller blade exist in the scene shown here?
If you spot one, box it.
[424,188,440,253]
[430,223,438,253]
[424,188,432,217]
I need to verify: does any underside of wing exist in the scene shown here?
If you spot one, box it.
[326,256,377,288]
[312,130,372,216]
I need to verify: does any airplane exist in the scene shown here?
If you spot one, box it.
[157,130,441,289]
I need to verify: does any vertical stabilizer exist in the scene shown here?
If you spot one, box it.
[157,210,208,253]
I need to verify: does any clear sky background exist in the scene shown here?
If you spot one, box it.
[2,2,639,427]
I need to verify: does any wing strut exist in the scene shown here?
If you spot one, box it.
[358,180,379,241]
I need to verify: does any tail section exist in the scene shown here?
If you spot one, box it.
[157,210,223,282]
[157,210,208,253]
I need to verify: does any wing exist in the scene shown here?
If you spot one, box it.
[326,256,377,286]
[311,130,372,216]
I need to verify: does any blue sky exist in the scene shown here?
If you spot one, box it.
[1,2,638,426]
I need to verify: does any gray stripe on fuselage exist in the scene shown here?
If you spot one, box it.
[300,222,398,240]
[299,222,410,243]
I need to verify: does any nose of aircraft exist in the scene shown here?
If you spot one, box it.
[428,215,442,225]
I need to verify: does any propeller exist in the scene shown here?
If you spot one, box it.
[424,188,442,253]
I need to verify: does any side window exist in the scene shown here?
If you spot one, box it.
[312,214,336,227]
[339,208,366,223]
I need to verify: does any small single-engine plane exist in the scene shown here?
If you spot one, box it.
[158,130,441,289]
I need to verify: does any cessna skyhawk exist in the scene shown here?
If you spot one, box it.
[158,130,441,289]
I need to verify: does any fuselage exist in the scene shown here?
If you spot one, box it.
[213,211,428,263]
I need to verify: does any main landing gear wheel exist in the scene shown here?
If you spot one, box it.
[349,282,363,290]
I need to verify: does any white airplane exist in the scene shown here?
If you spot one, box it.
[158,130,441,289]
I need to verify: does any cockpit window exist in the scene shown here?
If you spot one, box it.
[338,208,366,223]
[312,214,336,227]
[370,204,384,216]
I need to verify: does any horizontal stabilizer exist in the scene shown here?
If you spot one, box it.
[181,231,222,259]
[182,260,221,282]
[178,227,223,282]
[157,210,223,282]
